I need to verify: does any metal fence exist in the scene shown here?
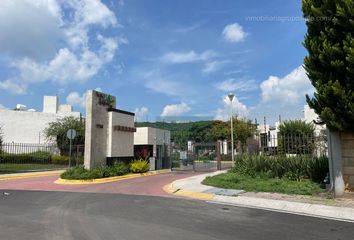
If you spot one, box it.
[170,133,327,172]
[0,142,84,174]
[254,134,327,157]
[171,142,233,172]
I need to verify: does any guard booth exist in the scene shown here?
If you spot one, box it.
[134,127,171,170]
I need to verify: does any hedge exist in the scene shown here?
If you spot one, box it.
[0,151,83,165]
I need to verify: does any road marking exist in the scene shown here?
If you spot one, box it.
[163,183,215,200]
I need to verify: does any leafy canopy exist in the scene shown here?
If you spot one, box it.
[303,0,354,131]
[44,116,85,147]
[279,120,315,136]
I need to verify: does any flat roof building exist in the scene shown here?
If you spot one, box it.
[0,96,81,144]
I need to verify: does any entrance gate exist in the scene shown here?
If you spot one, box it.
[171,141,233,172]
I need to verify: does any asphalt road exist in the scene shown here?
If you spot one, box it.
[0,190,353,240]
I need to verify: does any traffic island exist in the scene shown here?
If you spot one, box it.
[55,169,171,185]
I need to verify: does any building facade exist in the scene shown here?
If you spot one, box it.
[0,96,81,144]
[134,127,171,170]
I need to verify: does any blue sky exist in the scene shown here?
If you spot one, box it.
[0,0,314,124]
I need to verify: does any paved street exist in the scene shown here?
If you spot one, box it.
[0,190,353,240]
[0,172,198,197]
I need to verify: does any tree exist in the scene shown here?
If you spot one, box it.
[303,0,354,131]
[44,116,85,149]
[232,117,256,152]
[278,120,315,154]
[189,121,214,142]
[210,121,230,141]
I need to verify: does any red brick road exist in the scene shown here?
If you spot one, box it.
[0,171,198,197]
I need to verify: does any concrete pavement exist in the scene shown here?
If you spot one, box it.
[0,171,199,197]
[166,171,354,222]
[1,190,353,240]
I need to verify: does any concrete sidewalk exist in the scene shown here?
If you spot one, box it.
[166,171,354,222]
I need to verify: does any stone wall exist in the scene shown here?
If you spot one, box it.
[341,132,354,191]
[84,90,135,169]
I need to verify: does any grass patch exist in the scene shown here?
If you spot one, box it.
[202,172,326,195]
[0,164,66,173]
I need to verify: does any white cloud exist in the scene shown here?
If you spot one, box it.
[134,107,149,122]
[214,95,248,121]
[0,104,7,109]
[260,66,314,106]
[202,60,228,74]
[66,88,103,108]
[0,0,62,60]
[175,23,203,33]
[66,91,86,108]
[15,35,117,85]
[222,23,247,43]
[217,78,257,92]
[161,50,217,64]
[161,103,191,117]
[142,69,196,98]
[0,80,27,95]
[0,0,119,94]
[246,66,315,124]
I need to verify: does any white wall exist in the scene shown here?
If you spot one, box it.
[303,104,326,135]
[107,111,135,157]
[43,96,59,113]
[0,109,80,144]
[134,127,171,157]
[134,127,149,145]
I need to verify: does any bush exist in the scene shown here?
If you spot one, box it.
[112,162,130,176]
[0,151,51,164]
[61,162,131,180]
[51,155,84,165]
[232,155,328,183]
[130,159,150,173]
[61,166,91,180]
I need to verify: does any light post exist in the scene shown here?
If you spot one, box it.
[228,93,235,167]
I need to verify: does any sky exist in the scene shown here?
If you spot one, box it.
[0,0,315,124]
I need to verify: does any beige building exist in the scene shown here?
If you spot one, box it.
[134,127,171,170]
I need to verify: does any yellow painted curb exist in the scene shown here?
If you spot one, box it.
[54,169,171,185]
[0,171,63,181]
[163,183,215,201]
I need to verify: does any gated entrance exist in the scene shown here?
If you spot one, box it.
[171,141,233,172]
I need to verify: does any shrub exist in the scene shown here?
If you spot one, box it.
[60,162,131,180]
[61,166,91,180]
[0,151,51,164]
[51,155,84,165]
[130,159,150,173]
[232,155,328,183]
[111,162,130,176]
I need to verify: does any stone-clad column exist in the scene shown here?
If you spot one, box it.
[328,131,345,196]
[84,90,116,169]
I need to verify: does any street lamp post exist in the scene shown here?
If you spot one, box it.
[228,93,235,167]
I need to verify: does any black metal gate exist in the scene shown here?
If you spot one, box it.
[171,141,233,172]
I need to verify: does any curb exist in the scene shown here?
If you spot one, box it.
[207,199,354,223]
[54,169,171,185]
[163,182,215,200]
[163,172,354,223]
[0,171,64,181]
